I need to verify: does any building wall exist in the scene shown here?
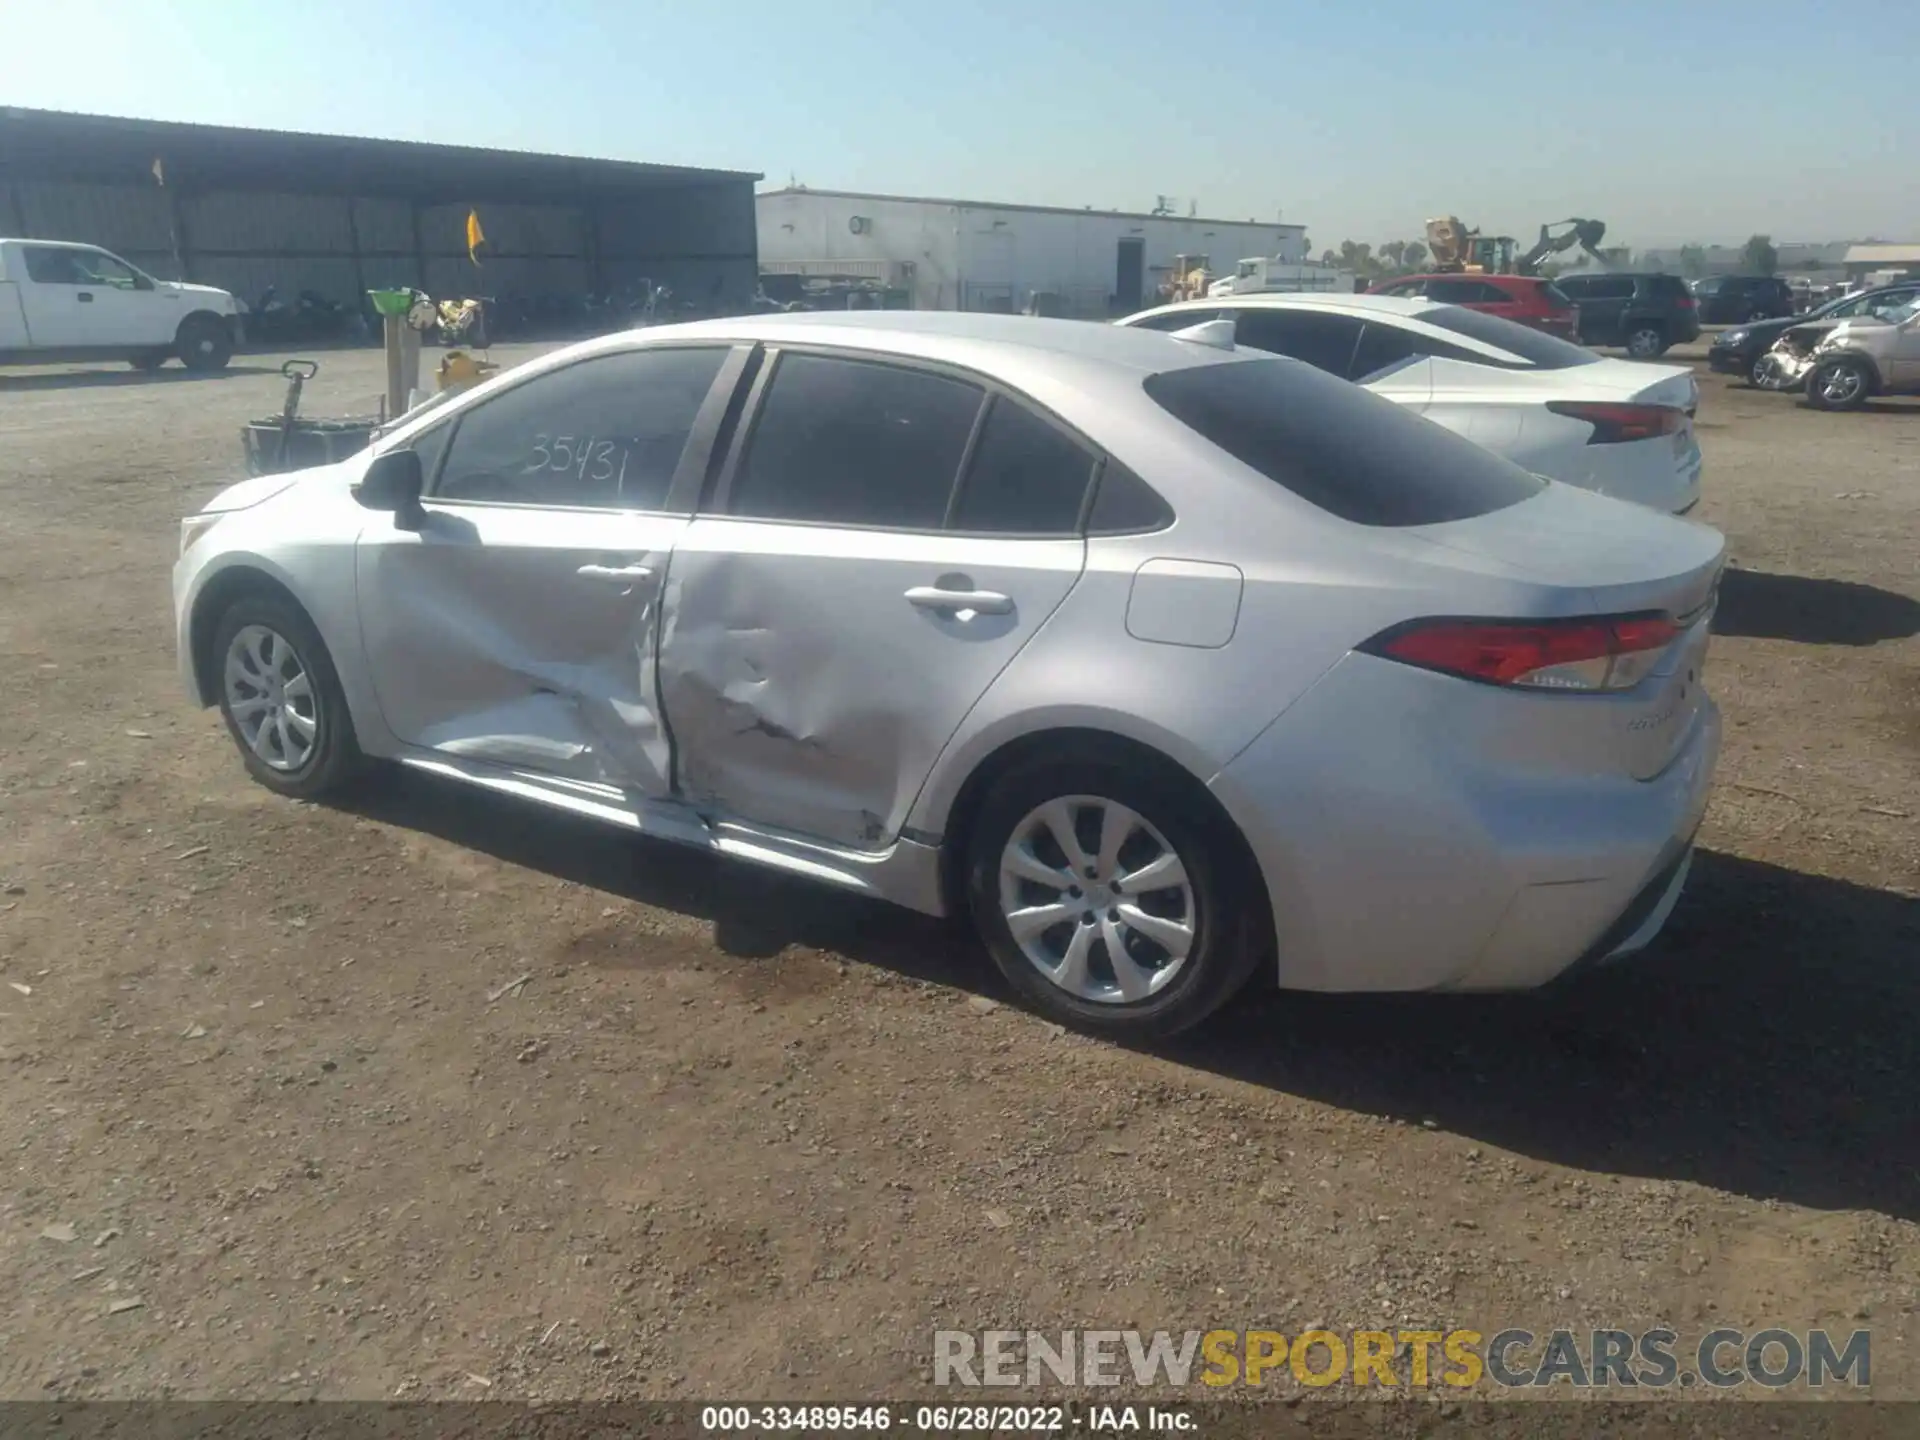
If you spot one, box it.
[757,191,1305,315]
[0,176,758,315]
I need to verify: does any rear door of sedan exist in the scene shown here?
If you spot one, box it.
[656,346,1095,850]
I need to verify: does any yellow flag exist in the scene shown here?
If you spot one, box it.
[466,209,485,266]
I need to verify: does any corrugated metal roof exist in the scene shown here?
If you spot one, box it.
[758,186,1304,232]
[1843,243,1920,265]
[0,107,760,200]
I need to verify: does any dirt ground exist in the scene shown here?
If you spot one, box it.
[0,335,1915,1406]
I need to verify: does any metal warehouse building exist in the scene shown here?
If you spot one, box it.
[0,107,760,314]
[757,186,1308,316]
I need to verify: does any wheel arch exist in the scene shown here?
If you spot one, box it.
[931,724,1271,948]
[175,308,233,343]
[186,561,313,706]
[1814,348,1884,391]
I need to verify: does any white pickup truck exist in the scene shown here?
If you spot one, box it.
[0,238,242,371]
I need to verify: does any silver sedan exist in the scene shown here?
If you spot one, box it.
[173,312,1724,1036]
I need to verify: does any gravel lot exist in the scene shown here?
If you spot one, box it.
[0,336,1915,1404]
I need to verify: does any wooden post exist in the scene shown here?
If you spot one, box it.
[384,314,405,419]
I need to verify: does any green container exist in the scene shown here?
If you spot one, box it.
[367,288,414,318]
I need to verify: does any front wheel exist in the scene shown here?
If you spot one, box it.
[212,594,363,798]
[965,757,1264,1039]
[1807,358,1872,411]
[1625,325,1668,359]
[177,315,234,372]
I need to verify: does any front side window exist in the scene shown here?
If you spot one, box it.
[24,247,141,288]
[432,346,728,509]
[1128,308,1226,332]
[729,353,982,529]
[1424,278,1501,305]
[949,398,1096,535]
[1144,358,1542,527]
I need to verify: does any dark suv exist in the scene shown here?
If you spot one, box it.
[1555,273,1702,358]
[1691,275,1796,325]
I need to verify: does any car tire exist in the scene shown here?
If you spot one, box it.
[1806,358,1873,412]
[177,315,234,372]
[1625,325,1668,359]
[211,593,364,799]
[1747,354,1775,388]
[964,755,1265,1039]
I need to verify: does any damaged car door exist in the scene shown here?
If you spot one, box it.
[355,345,736,792]
[659,348,1093,849]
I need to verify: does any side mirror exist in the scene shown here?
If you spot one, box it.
[354,448,426,530]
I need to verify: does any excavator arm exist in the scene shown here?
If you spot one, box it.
[1516,218,1608,276]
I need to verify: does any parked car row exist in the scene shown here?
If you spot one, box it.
[1709,280,1920,398]
[1368,270,1704,360]
[173,301,1723,1038]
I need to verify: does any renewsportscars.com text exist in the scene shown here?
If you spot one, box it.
[934,1327,1870,1390]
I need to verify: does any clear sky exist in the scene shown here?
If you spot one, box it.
[2,0,1912,251]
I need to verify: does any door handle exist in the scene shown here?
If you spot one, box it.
[576,563,654,582]
[905,585,1013,616]
[77,291,94,303]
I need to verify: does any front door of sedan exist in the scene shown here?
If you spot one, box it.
[657,349,1092,850]
[354,345,739,795]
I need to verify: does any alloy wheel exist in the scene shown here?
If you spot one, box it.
[997,795,1197,1004]
[223,624,320,772]
[1817,365,1865,407]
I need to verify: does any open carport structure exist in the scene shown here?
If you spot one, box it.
[0,106,760,317]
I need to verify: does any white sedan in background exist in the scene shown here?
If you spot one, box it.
[1122,294,1703,514]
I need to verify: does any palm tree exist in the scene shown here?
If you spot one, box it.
[1403,241,1428,270]
[1380,240,1408,271]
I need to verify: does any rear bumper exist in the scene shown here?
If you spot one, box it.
[1209,655,1721,994]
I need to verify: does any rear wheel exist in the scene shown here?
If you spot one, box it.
[1625,325,1667,359]
[965,756,1264,1039]
[1807,358,1872,412]
[177,315,233,372]
[212,594,363,798]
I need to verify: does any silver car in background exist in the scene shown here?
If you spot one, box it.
[173,312,1723,1037]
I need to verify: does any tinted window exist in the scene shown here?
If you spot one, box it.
[1424,278,1503,304]
[731,353,981,528]
[406,422,453,488]
[1377,279,1427,298]
[1418,306,1599,368]
[1146,358,1542,527]
[1646,276,1693,298]
[949,398,1096,534]
[1087,460,1174,533]
[1230,309,1363,375]
[1542,282,1574,307]
[22,247,87,284]
[434,347,726,508]
[1350,321,1420,379]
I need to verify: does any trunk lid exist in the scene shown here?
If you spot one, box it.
[1407,482,1725,780]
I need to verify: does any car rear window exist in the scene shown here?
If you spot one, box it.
[1143,357,1544,527]
[1416,305,1599,369]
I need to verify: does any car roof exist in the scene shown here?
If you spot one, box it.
[624,309,1258,377]
[1139,291,1442,321]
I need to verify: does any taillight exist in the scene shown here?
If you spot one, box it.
[1676,294,1697,309]
[1361,614,1681,692]
[1546,401,1687,443]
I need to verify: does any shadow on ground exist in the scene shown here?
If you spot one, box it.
[342,771,1920,1220]
[0,365,277,391]
[1714,567,1920,646]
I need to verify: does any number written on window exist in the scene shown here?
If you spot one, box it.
[432,347,727,509]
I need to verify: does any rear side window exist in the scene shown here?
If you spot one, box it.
[1144,358,1543,527]
[949,398,1096,535]
[1647,275,1693,298]
[1424,278,1504,304]
[1417,306,1599,369]
[1542,282,1574,307]
[730,353,982,529]
[1230,309,1363,375]
[1567,276,1634,300]
[1086,460,1174,533]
